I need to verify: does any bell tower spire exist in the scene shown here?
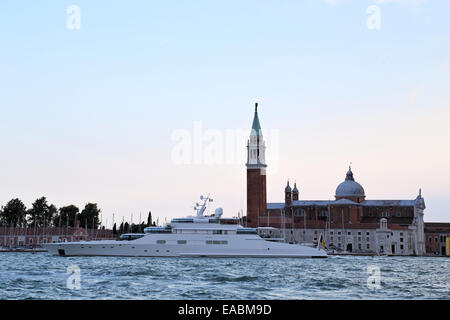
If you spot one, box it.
[246,102,267,227]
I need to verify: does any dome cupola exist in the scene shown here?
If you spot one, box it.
[292,182,299,201]
[335,166,365,202]
[285,180,292,193]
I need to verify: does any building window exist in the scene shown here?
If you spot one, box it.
[400,238,404,242]
[367,244,370,249]
[319,211,328,218]
[358,232,361,235]
[366,237,370,242]
[347,231,351,235]
[400,245,404,250]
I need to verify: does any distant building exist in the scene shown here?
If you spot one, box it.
[424,223,450,256]
[245,105,427,256]
[0,222,115,248]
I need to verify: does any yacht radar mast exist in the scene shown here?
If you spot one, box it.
[194,194,213,217]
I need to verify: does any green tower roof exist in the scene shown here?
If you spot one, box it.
[251,103,262,136]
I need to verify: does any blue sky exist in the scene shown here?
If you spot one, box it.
[0,0,449,225]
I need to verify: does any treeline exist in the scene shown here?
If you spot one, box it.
[0,197,100,229]
[0,197,157,235]
[113,212,156,235]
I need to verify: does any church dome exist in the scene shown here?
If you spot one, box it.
[335,167,365,198]
[292,182,299,194]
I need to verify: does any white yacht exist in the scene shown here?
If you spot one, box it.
[44,196,327,258]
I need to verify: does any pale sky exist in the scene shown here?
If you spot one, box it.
[0,0,449,226]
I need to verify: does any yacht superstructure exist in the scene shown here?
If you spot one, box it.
[44,196,327,258]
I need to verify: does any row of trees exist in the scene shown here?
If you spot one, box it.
[112,212,156,235]
[1,197,157,234]
[0,197,101,229]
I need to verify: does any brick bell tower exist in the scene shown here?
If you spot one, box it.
[246,103,267,227]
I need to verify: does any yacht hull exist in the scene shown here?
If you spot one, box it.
[43,237,327,258]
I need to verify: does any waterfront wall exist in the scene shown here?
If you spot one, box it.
[0,226,117,247]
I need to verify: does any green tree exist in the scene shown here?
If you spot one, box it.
[147,211,152,227]
[0,198,27,227]
[53,205,80,227]
[112,223,117,234]
[27,197,56,227]
[79,203,100,229]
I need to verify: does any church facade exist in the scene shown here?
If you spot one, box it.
[246,105,426,256]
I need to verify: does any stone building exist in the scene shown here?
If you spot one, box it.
[245,105,427,255]
[0,223,115,248]
[424,222,450,256]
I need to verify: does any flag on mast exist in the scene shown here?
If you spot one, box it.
[318,234,327,250]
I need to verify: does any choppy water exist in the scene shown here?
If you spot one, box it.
[0,253,449,299]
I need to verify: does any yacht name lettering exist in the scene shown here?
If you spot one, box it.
[178,304,213,318]
[222,304,271,315]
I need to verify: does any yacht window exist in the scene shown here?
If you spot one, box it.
[213,230,223,234]
[236,228,258,235]
[156,240,166,244]
[205,240,227,245]
[171,218,194,223]
[177,240,187,244]
[144,227,172,234]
